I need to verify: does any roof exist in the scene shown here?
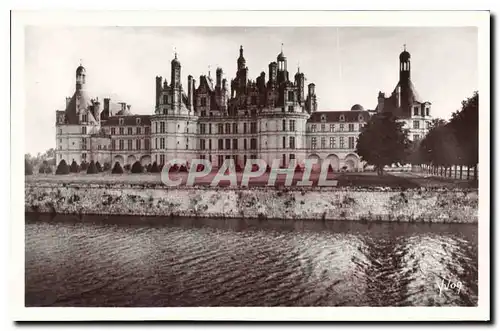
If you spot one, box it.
[351,104,364,111]
[102,115,152,126]
[64,90,96,125]
[308,110,370,123]
[392,79,422,103]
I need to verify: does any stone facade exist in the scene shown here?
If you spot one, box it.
[55,46,431,171]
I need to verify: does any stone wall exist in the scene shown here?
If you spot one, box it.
[25,183,478,223]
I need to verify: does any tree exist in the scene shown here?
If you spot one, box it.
[25,158,33,175]
[86,160,98,174]
[112,162,124,174]
[150,161,160,173]
[131,161,144,173]
[355,113,410,175]
[70,160,79,173]
[55,160,69,175]
[80,161,89,171]
[95,161,103,172]
[103,162,111,172]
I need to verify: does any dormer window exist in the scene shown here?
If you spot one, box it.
[321,115,326,123]
[119,118,124,125]
[358,115,364,122]
[136,118,141,125]
[339,114,345,122]
[426,108,430,116]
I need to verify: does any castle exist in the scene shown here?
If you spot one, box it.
[55,45,432,171]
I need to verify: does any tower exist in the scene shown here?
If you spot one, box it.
[171,52,182,110]
[277,44,288,84]
[237,45,246,71]
[76,63,86,91]
[295,66,305,104]
[399,45,411,116]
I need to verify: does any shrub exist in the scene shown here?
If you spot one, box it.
[103,162,111,171]
[95,161,103,172]
[55,160,69,175]
[25,159,33,175]
[170,164,179,172]
[266,165,271,173]
[70,160,79,173]
[80,161,89,171]
[328,164,334,173]
[111,162,123,174]
[86,160,98,174]
[146,163,152,172]
[159,163,164,172]
[131,161,144,173]
[295,164,303,173]
[179,164,187,172]
[124,164,131,171]
[150,162,160,173]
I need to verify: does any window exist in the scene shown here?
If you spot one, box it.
[426,121,431,129]
[200,139,206,150]
[209,124,212,134]
[218,139,223,149]
[136,139,141,150]
[155,122,158,133]
[413,120,420,129]
[163,95,168,104]
[82,153,87,160]
[250,138,257,150]
[321,124,326,132]
[201,97,207,107]
[330,124,335,132]
[288,91,294,101]
[289,136,295,149]
[348,137,355,149]
[250,122,257,134]
[282,119,287,131]
[119,140,124,150]
[311,137,317,149]
[288,106,294,112]
[218,155,224,167]
[128,140,132,150]
[225,139,231,150]
[136,118,141,125]
[340,137,345,149]
[111,127,116,135]
[413,134,420,141]
[244,123,248,134]
[58,129,62,135]
[339,115,345,122]
[218,124,223,134]
[339,124,344,132]
[282,136,286,149]
[208,139,212,150]
[233,139,238,150]
[311,124,317,132]
[127,127,132,135]
[282,154,286,166]
[321,137,326,149]
[160,154,165,165]
[81,138,87,149]
[136,127,141,135]
[289,154,295,160]
[330,137,336,148]
[82,127,87,134]
[233,123,238,134]
[348,124,354,132]
[111,140,116,150]
[200,124,206,134]
[414,107,419,116]
[82,114,88,123]
[290,120,296,131]
[155,138,158,149]
[119,127,124,135]
[145,127,150,135]
[244,139,247,150]
[160,138,165,149]
[144,139,150,150]
[225,123,231,134]
[426,108,430,116]
[160,122,166,133]
[119,118,124,125]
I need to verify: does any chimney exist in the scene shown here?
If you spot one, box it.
[66,97,71,107]
[377,91,385,113]
[216,67,223,88]
[188,75,194,111]
[155,76,162,107]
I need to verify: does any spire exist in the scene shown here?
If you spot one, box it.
[403,43,406,51]
[297,61,300,73]
[208,64,211,78]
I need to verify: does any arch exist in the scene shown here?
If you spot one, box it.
[326,154,340,171]
[114,155,124,166]
[127,155,136,165]
[140,155,151,166]
[307,153,322,172]
[344,153,359,172]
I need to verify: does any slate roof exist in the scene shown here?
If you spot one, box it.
[64,90,96,125]
[308,110,370,123]
[102,115,152,126]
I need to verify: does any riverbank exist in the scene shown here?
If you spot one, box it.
[25,179,478,223]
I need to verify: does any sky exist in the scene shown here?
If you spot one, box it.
[24,26,478,155]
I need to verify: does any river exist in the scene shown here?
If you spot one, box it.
[25,213,478,307]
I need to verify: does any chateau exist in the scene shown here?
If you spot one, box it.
[55,46,432,171]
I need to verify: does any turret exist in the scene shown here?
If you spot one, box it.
[294,67,305,104]
[155,76,162,107]
[76,64,86,91]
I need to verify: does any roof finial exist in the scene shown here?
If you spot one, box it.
[174,46,177,59]
[297,61,300,73]
[403,43,406,51]
[79,58,82,66]
[281,43,284,52]
[208,64,211,77]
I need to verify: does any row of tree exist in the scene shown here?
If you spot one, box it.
[355,91,478,179]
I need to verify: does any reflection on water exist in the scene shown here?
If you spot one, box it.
[25,213,478,307]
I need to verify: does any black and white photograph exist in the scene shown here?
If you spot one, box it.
[10,10,490,322]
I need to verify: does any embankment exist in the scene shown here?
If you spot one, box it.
[24,182,478,223]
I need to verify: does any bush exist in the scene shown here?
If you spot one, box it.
[86,160,98,174]
[131,161,144,173]
[295,164,303,173]
[80,161,89,171]
[103,162,111,171]
[111,162,123,174]
[179,164,187,172]
[124,164,131,171]
[95,161,103,172]
[70,160,79,173]
[169,164,179,172]
[146,163,152,172]
[55,160,69,175]
[150,162,160,173]
[25,159,33,175]
[266,165,271,173]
